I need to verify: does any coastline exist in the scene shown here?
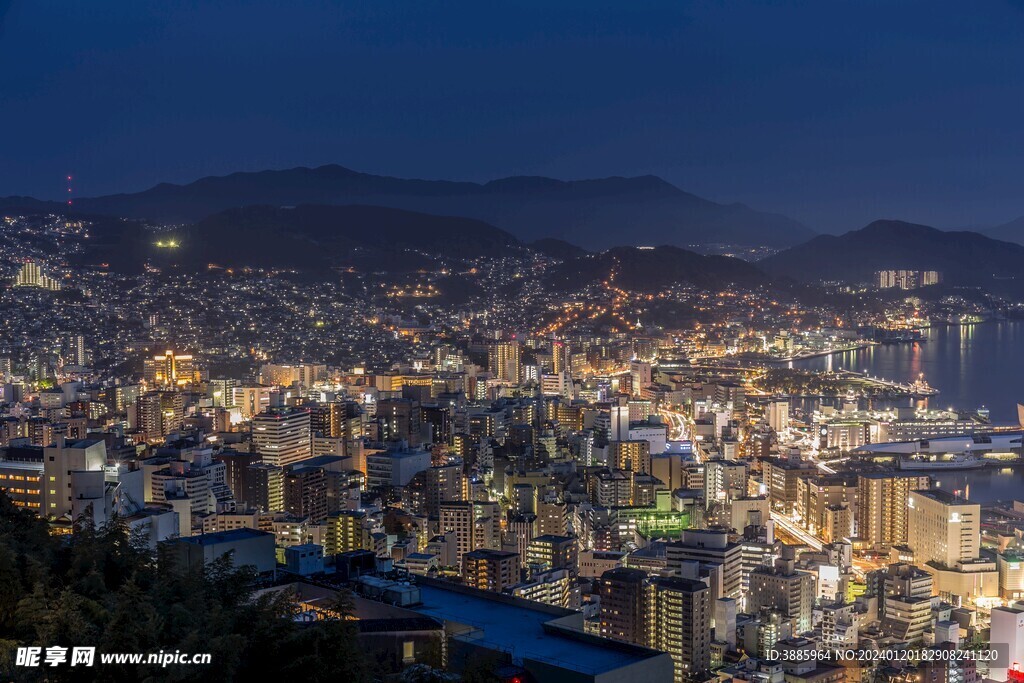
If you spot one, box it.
[764,342,878,364]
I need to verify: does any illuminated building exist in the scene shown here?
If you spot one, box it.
[876,269,942,289]
[907,488,980,569]
[599,568,711,682]
[252,407,312,468]
[463,548,519,592]
[767,399,789,434]
[609,439,651,474]
[439,500,501,562]
[0,459,43,510]
[525,534,577,576]
[13,260,61,290]
[991,606,1024,681]
[487,340,522,384]
[283,462,328,523]
[705,459,750,510]
[323,509,372,555]
[747,556,815,635]
[856,472,931,550]
[135,390,185,440]
[258,363,327,388]
[41,438,107,518]
[512,568,579,608]
[761,455,816,515]
[666,529,743,602]
[376,398,422,446]
[999,551,1024,601]
[144,350,201,388]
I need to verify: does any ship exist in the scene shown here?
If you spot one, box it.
[897,452,987,471]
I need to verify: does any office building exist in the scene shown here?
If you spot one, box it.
[252,407,312,468]
[907,488,980,568]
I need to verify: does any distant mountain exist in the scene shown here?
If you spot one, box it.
[984,215,1024,245]
[546,245,770,293]
[530,238,589,260]
[760,219,1024,290]
[17,165,814,248]
[87,204,523,273]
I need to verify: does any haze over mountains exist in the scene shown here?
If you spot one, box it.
[3,165,1024,294]
[983,215,1024,245]
[0,165,815,249]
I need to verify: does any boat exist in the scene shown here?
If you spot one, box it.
[897,452,987,471]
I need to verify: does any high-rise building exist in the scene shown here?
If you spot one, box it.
[135,390,185,440]
[666,529,743,602]
[488,341,522,384]
[403,463,464,518]
[608,439,651,474]
[376,398,422,446]
[13,260,62,290]
[876,269,942,290]
[252,407,312,468]
[857,472,931,549]
[874,562,933,642]
[747,557,815,635]
[907,488,980,568]
[323,510,371,555]
[704,460,749,510]
[283,462,328,523]
[599,567,649,644]
[651,576,711,682]
[439,500,500,562]
[598,568,711,682]
[767,399,789,434]
[42,438,107,518]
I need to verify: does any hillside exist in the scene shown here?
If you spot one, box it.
[85,204,525,273]
[16,164,815,248]
[546,245,771,293]
[759,219,1024,290]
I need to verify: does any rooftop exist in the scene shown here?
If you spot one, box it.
[179,528,273,546]
[912,488,973,506]
[409,580,663,674]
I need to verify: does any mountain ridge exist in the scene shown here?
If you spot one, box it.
[0,164,816,249]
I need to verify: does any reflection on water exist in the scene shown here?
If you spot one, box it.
[791,322,1024,503]
[933,466,1024,504]
[793,322,1024,423]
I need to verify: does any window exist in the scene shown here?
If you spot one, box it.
[402,641,415,663]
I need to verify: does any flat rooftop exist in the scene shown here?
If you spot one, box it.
[180,528,273,546]
[410,582,658,675]
[913,488,972,506]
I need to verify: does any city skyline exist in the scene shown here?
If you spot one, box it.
[3,3,1024,682]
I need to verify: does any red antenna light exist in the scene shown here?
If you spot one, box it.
[66,174,73,206]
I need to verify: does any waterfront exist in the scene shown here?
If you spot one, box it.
[793,322,1024,424]
[792,322,1024,503]
[930,464,1024,504]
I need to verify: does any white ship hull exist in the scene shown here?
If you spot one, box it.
[897,456,986,471]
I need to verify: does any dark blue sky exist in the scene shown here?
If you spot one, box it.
[2,0,1024,232]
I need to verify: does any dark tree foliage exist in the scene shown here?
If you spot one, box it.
[0,492,370,682]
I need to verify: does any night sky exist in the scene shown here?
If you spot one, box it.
[2,0,1024,233]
